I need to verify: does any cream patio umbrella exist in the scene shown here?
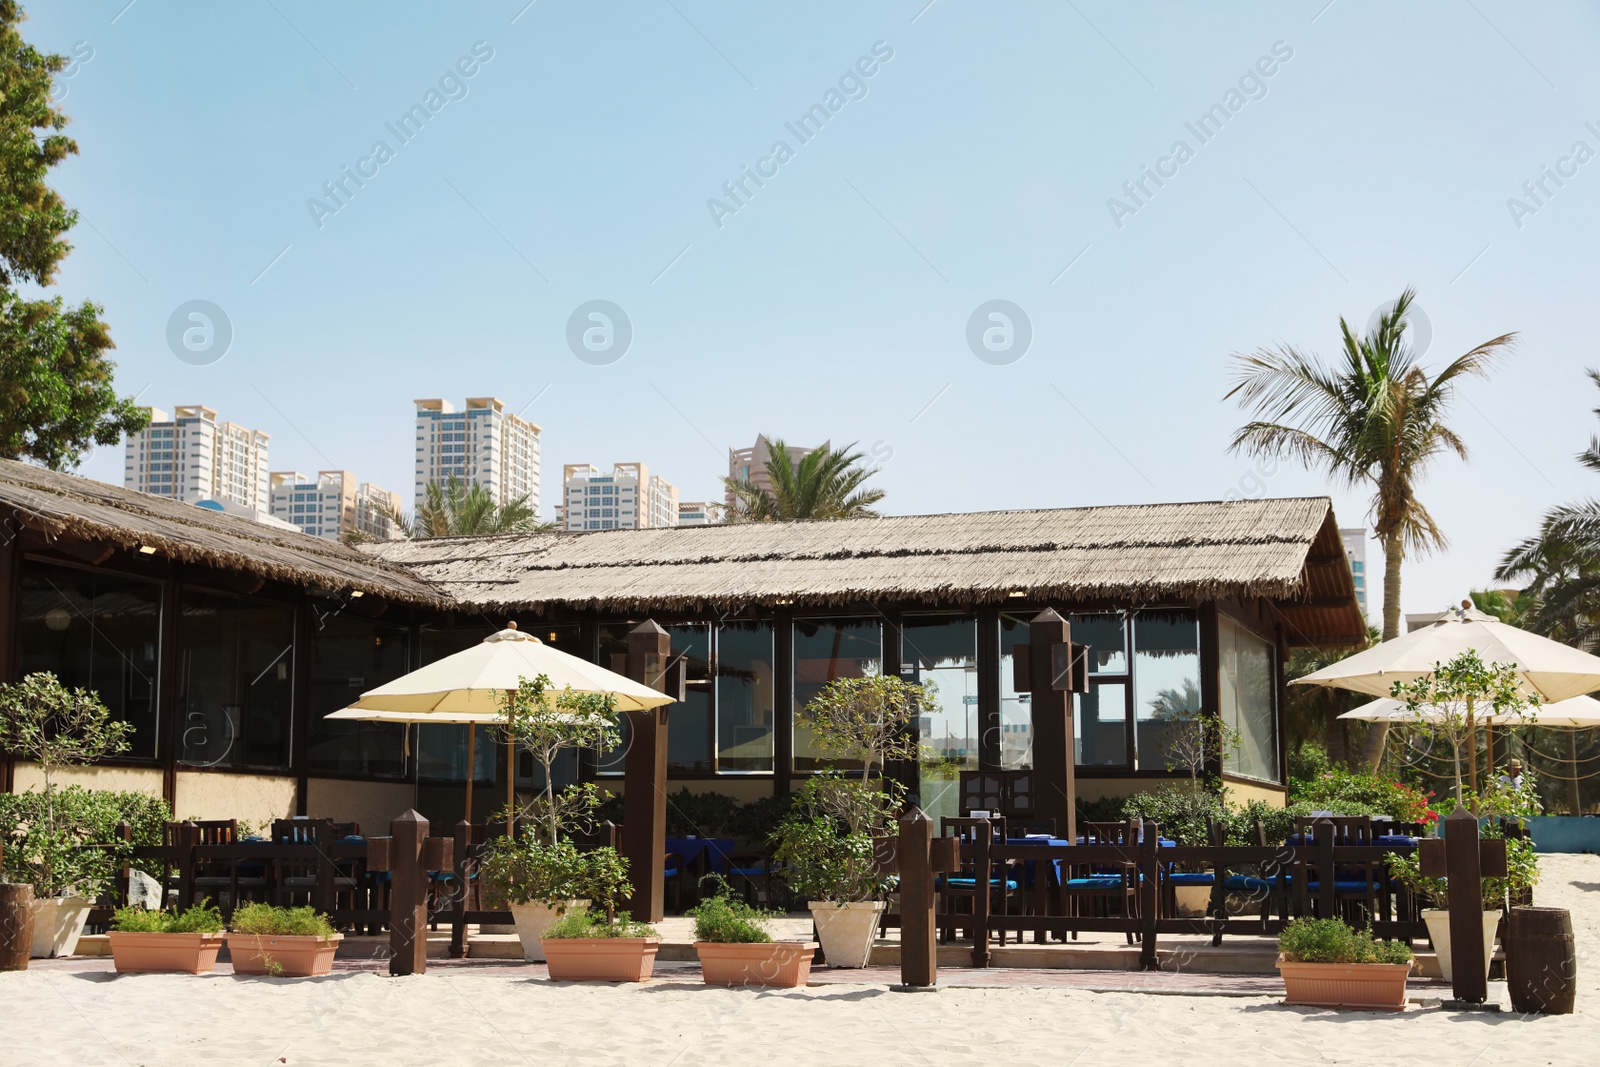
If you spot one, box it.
[1295,603,1600,701]
[1339,694,1600,728]
[326,622,673,832]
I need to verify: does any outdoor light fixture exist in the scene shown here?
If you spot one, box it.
[137,544,157,555]
[349,589,364,598]
[1007,590,1026,598]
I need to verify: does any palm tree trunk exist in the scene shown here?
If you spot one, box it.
[1357,528,1406,770]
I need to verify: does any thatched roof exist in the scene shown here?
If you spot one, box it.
[0,460,447,606]
[367,497,1365,645]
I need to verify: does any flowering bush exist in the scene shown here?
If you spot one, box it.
[1291,770,1433,824]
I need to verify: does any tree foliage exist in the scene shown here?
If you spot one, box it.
[799,674,931,781]
[1390,649,1537,804]
[723,437,885,521]
[0,2,147,468]
[384,476,551,539]
[1226,288,1514,767]
[499,673,618,846]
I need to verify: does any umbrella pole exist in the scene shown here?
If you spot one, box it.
[506,692,516,840]
[1467,697,1478,801]
[465,725,475,825]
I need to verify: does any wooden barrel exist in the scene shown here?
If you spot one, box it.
[1505,906,1576,1015]
[0,883,34,972]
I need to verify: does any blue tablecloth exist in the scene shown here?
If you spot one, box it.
[665,837,737,876]
[1283,834,1419,847]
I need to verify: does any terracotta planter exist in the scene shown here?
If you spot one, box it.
[226,932,343,977]
[808,901,885,969]
[696,940,819,988]
[1422,909,1501,984]
[108,931,225,974]
[1278,958,1412,1011]
[29,895,91,959]
[541,937,660,982]
[509,900,586,963]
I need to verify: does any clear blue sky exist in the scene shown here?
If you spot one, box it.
[27,0,1600,623]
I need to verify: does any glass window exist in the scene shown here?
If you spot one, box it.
[902,616,976,824]
[1071,613,1127,674]
[1075,681,1128,766]
[17,559,161,759]
[306,617,413,778]
[793,618,882,773]
[998,614,1033,769]
[716,621,774,773]
[1132,610,1200,771]
[1219,616,1278,783]
[176,589,294,770]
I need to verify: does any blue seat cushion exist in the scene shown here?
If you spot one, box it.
[943,877,1019,890]
[664,868,679,879]
[1167,872,1214,886]
[1064,876,1126,889]
[729,867,768,877]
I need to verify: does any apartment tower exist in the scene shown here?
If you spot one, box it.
[414,398,541,513]
[270,471,402,542]
[124,405,269,511]
[562,463,679,531]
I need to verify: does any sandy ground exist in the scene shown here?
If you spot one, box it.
[3,853,1599,1067]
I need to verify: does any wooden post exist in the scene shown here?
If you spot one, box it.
[623,620,672,922]
[895,808,938,991]
[448,820,471,959]
[1027,610,1077,845]
[1139,822,1159,970]
[970,820,992,968]
[385,810,429,977]
[1422,808,1507,1007]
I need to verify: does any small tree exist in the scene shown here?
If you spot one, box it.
[499,673,619,846]
[800,674,933,782]
[0,672,131,895]
[1390,649,1536,806]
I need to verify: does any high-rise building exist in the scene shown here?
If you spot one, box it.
[562,463,679,531]
[1339,526,1369,618]
[269,471,401,542]
[124,405,269,511]
[414,398,540,514]
[725,435,827,509]
[677,501,726,526]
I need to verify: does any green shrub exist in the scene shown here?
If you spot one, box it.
[1290,770,1433,824]
[1287,741,1332,789]
[1076,795,1128,825]
[770,775,900,903]
[0,786,170,899]
[542,907,657,940]
[230,903,337,939]
[111,903,224,934]
[726,793,795,843]
[1278,917,1412,965]
[479,838,632,911]
[1121,785,1229,846]
[688,878,774,944]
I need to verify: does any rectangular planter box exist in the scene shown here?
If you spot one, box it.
[226,932,342,977]
[542,937,660,982]
[1278,959,1412,1011]
[696,941,819,988]
[108,932,225,974]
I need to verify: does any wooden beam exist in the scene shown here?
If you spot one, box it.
[1028,609,1075,844]
[622,620,671,924]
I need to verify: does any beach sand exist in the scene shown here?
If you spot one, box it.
[4,853,1598,1066]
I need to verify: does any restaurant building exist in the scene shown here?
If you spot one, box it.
[0,460,1364,831]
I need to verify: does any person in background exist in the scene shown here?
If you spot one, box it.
[1498,757,1526,790]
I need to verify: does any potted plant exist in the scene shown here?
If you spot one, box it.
[225,903,342,977]
[690,876,817,988]
[107,903,226,974]
[1385,814,1539,983]
[0,673,133,958]
[489,675,620,961]
[541,907,661,982]
[1277,917,1414,1010]
[777,675,927,969]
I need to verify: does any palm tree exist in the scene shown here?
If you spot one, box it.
[722,438,885,522]
[383,476,553,539]
[1226,288,1515,768]
[1496,369,1600,651]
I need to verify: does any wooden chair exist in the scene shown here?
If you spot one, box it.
[1293,816,1382,924]
[1062,820,1140,945]
[936,816,1016,944]
[723,845,782,910]
[272,819,358,916]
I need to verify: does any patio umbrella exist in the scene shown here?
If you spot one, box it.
[1294,603,1600,701]
[1296,602,1600,793]
[326,622,673,830]
[1339,694,1600,728]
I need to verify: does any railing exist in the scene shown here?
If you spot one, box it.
[921,818,1429,970]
